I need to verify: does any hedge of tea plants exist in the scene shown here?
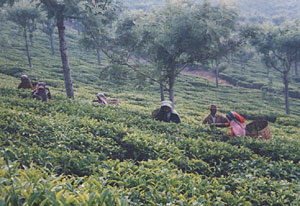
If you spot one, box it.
[0,19,300,205]
[1,72,300,205]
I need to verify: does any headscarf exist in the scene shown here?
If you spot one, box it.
[158,100,180,122]
[37,82,46,88]
[97,93,106,99]
[97,93,107,104]
[226,111,245,123]
[161,100,174,111]
[21,75,29,80]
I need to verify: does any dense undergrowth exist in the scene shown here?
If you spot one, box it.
[0,16,300,205]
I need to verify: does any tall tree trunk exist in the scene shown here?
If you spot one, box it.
[29,31,33,46]
[57,12,74,99]
[23,27,32,68]
[168,67,175,103]
[97,48,101,65]
[283,71,290,114]
[49,32,55,55]
[295,62,298,77]
[160,81,165,101]
[215,66,219,88]
[76,21,81,35]
[241,63,245,71]
[214,60,219,88]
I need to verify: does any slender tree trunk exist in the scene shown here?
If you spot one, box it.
[57,12,74,99]
[160,81,165,101]
[214,60,220,88]
[49,32,55,55]
[242,63,246,71]
[29,31,33,46]
[295,62,298,77]
[283,71,290,114]
[267,76,272,93]
[23,27,32,68]
[215,67,219,88]
[76,21,81,35]
[267,66,270,79]
[168,67,175,103]
[97,48,101,65]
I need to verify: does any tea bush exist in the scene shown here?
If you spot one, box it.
[1,19,300,205]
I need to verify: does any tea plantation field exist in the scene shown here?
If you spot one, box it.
[1,18,300,205]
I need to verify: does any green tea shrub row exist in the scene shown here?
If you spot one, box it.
[1,104,300,182]
[1,157,300,206]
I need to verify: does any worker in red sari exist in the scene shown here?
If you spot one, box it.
[32,82,52,101]
[213,111,246,136]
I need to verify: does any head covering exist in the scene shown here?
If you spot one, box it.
[160,100,179,115]
[226,111,245,123]
[161,100,174,110]
[97,93,106,99]
[210,105,217,110]
[97,93,107,104]
[226,111,235,121]
[156,100,180,123]
[37,82,46,88]
[21,75,29,80]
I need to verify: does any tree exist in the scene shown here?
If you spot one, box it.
[111,1,238,103]
[208,35,240,88]
[34,0,80,98]
[200,4,240,88]
[79,4,120,66]
[0,0,17,7]
[233,48,255,71]
[245,24,300,114]
[7,6,40,67]
[6,0,115,98]
[40,16,56,55]
[28,10,39,46]
[33,0,113,98]
[209,61,228,88]
[40,17,56,54]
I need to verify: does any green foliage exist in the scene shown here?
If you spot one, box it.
[0,66,24,77]
[6,6,40,29]
[113,0,239,101]
[1,76,300,204]
[1,10,300,205]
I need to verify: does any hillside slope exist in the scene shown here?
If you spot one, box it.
[1,16,300,205]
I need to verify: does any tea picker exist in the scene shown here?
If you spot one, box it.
[152,101,181,124]
[202,104,228,128]
[213,111,246,136]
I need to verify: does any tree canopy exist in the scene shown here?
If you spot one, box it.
[245,23,300,114]
[111,0,238,102]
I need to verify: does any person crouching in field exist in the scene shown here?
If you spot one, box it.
[202,105,228,128]
[32,82,52,102]
[213,111,246,136]
[92,93,120,105]
[152,101,181,124]
[17,75,37,89]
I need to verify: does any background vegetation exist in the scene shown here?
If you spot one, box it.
[0,0,300,205]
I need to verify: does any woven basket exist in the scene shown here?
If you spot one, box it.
[246,120,272,140]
